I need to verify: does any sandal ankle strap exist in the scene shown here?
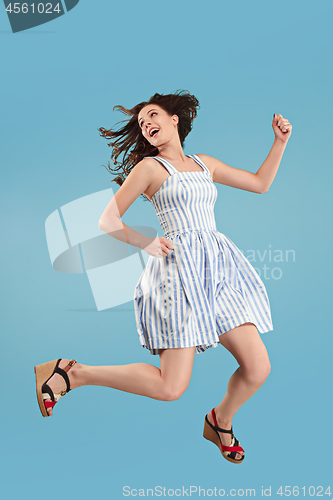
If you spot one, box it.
[62,360,76,373]
[211,408,233,434]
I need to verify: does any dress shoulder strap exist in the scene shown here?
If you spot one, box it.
[189,154,210,174]
[143,156,177,175]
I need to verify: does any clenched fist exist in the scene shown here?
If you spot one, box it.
[273,113,292,143]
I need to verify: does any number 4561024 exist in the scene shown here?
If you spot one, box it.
[277,486,331,496]
[6,3,61,14]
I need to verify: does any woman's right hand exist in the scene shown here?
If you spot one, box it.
[143,236,174,258]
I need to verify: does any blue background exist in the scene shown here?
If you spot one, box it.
[1,0,332,498]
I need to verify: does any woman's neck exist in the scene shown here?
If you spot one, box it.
[157,142,187,163]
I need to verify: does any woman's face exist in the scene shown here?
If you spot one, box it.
[138,104,179,147]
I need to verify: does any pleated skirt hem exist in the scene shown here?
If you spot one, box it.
[138,316,274,355]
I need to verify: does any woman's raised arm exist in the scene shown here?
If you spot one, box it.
[198,113,292,194]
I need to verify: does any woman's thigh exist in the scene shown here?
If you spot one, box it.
[158,347,196,395]
[219,323,271,379]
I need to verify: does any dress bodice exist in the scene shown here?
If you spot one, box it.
[144,154,218,239]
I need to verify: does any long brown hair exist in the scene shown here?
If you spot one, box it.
[98,89,200,201]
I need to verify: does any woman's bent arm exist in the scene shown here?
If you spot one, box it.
[99,159,155,250]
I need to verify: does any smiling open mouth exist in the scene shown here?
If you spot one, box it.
[150,128,159,137]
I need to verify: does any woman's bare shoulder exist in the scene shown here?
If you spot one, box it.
[133,156,159,177]
[196,153,215,163]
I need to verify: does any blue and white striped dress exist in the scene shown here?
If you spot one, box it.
[134,154,273,355]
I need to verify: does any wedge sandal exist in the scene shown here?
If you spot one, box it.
[203,408,245,464]
[34,359,76,417]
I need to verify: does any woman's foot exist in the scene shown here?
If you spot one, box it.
[206,409,244,461]
[43,359,74,415]
[34,359,79,417]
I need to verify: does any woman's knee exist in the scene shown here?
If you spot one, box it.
[159,384,188,401]
[242,357,271,386]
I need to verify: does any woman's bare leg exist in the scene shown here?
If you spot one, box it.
[44,347,196,415]
[207,322,271,459]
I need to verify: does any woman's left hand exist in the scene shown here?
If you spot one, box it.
[272,113,292,143]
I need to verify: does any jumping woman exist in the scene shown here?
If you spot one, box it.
[34,90,292,464]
